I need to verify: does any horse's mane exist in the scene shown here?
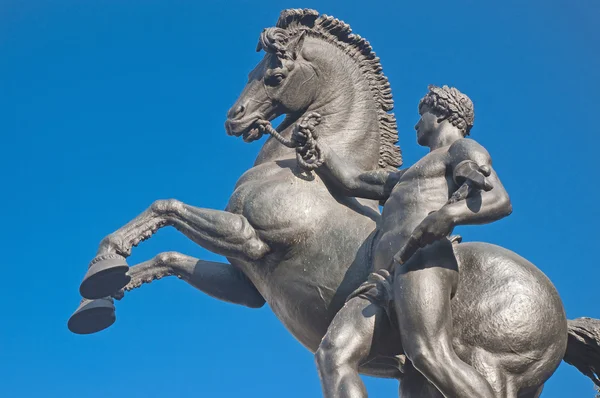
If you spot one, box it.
[276,9,402,169]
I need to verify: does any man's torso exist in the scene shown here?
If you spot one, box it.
[373,146,458,271]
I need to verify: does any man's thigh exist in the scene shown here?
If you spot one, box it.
[393,238,459,343]
[319,296,384,362]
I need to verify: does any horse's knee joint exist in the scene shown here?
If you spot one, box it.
[152,199,184,215]
[155,251,186,265]
[234,217,255,238]
[243,239,269,260]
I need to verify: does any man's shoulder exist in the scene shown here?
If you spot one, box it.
[448,138,491,165]
[449,137,487,152]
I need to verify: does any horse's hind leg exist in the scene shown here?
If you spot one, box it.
[97,200,269,261]
[115,251,265,308]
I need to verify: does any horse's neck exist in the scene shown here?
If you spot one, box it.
[254,73,380,172]
[316,84,381,171]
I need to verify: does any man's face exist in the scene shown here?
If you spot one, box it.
[415,104,438,146]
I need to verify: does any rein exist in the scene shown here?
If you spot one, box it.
[258,112,324,170]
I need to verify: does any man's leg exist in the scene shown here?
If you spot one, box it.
[399,361,444,398]
[393,239,496,398]
[316,296,387,398]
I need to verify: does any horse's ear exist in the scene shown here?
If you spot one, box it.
[288,31,307,60]
[256,28,266,53]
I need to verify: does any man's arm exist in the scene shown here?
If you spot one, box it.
[395,139,511,264]
[316,143,404,201]
[442,169,511,225]
[441,138,512,225]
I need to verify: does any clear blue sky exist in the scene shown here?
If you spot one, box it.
[1,1,599,397]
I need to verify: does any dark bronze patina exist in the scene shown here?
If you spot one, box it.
[69,9,600,397]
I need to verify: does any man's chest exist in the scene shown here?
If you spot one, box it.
[401,150,450,181]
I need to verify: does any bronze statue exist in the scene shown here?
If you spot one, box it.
[68,9,600,397]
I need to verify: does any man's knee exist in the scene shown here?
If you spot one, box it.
[316,332,359,374]
[316,335,343,373]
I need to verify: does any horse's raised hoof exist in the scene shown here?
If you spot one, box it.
[79,254,130,299]
[68,298,116,334]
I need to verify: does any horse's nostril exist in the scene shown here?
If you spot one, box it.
[236,104,246,116]
[227,102,248,119]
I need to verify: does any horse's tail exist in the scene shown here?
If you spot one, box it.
[563,317,600,386]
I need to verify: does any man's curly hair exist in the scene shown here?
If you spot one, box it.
[418,85,475,136]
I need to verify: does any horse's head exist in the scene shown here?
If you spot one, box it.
[225,27,318,142]
[225,9,401,171]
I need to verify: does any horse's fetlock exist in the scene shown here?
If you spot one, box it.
[99,233,127,255]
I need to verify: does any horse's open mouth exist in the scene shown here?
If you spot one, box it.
[225,118,265,143]
[242,124,264,143]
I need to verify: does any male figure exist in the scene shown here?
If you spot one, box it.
[302,86,512,397]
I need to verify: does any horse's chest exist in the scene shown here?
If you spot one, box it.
[227,167,328,237]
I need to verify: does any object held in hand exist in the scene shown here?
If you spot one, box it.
[394,236,421,265]
[293,112,324,170]
[396,162,495,264]
[453,160,493,191]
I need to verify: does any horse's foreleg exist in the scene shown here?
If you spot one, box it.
[81,199,270,299]
[96,199,269,261]
[69,251,265,334]
[115,251,265,308]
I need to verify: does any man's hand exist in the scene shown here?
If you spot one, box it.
[454,160,493,192]
[292,112,321,145]
[292,112,324,170]
[291,125,309,146]
[394,209,454,264]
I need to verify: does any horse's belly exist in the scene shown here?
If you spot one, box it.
[259,226,376,352]
[266,276,333,351]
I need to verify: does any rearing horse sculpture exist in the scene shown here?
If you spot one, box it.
[69,9,600,397]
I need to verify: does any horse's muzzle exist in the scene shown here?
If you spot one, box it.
[225,118,264,142]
